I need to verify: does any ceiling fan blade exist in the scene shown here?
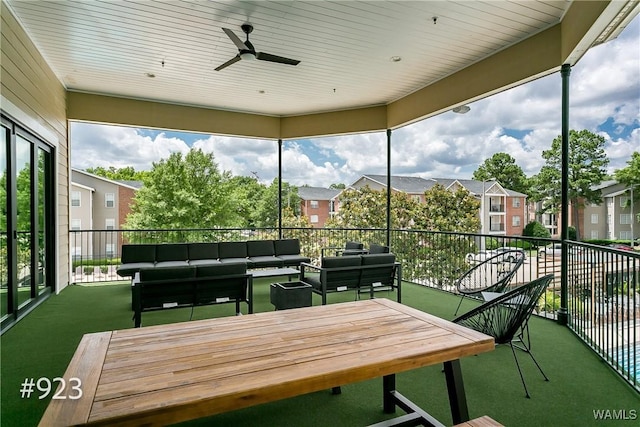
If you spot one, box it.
[222,28,248,50]
[256,52,300,66]
[215,55,241,71]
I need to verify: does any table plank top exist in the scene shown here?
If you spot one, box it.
[39,298,494,427]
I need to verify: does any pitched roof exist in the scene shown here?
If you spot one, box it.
[361,175,436,194]
[297,186,341,200]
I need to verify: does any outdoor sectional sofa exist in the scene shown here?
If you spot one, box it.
[116,238,311,278]
[300,253,402,305]
[132,262,252,327]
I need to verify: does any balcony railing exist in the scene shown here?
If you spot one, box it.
[489,203,505,212]
[68,227,638,391]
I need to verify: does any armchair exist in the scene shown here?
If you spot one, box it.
[453,274,554,398]
[454,250,525,315]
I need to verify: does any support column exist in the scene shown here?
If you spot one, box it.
[558,64,571,326]
[386,129,392,247]
[278,139,283,239]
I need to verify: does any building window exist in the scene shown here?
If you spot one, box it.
[591,214,598,224]
[620,214,632,225]
[70,219,81,230]
[330,200,335,213]
[620,231,631,240]
[591,230,599,239]
[105,192,115,208]
[106,243,115,257]
[512,197,520,208]
[310,215,319,223]
[105,218,115,230]
[310,200,319,209]
[512,215,521,227]
[620,196,629,207]
[71,191,81,207]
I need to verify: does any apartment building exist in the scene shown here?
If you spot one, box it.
[70,169,140,259]
[583,180,637,241]
[298,186,341,228]
[347,175,527,236]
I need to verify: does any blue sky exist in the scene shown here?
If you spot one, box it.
[71,16,639,188]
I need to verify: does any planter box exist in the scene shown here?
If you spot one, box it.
[270,281,312,310]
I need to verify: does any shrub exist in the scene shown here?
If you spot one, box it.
[523,221,550,247]
[538,290,560,312]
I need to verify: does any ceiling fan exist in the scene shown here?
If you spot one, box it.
[215,24,301,71]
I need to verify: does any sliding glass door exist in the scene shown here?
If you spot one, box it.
[1,114,55,332]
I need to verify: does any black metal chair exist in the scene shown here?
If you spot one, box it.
[453,274,554,398]
[454,250,525,315]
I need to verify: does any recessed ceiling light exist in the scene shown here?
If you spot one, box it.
[390,56,402,62]
[145,72,156,78]
[452,105,471,114]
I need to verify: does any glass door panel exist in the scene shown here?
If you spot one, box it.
[1,126,7,320]
[37,148,48,294]
[16,135,33,308]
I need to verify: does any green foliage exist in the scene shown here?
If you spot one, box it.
[614,151,640,187]
[329,183,346,189]
[86,166,149,181]
[567,226,577,240]
[530,129,609,240]
[539,290,560,312]
[523,221,551,240]
[614,151,640,221]
[472,152,528,194]
[416,184,481,232]
[253,179,300,227]
[228,176,265,228]
[125,149,241,229]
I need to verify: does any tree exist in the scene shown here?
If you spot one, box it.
[415,184,481,233]
[472,153,528,194]
[253,179,300,227]
[329,183,346,189]
[614,151,640,222]
[125,149,240,230]
[530,129,609,240]
[522,221,551,247]
[326,187,421,229]
[86,166,148,181]
[228,176,266,228]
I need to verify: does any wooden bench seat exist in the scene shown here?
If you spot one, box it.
[454,415,504,427]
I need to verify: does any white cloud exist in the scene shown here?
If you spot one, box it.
[71,16,639,186]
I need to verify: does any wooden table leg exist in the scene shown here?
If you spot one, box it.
[443,360,469,424]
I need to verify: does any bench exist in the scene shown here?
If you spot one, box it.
[117,238,311,278]
[132,262,252,327]
[300,253,402,305]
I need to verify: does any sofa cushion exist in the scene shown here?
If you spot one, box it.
[321,256,361,269]
[188,242,219,260]
[219,241,248,259]
[121,244,156,264]
[117,262,155,277]
[156,243,189,263]
[247,240,275,257]
[139,266,196,282]
[361,253,396,265]
[369,244,390,254]
[196,262,247,277]
[188,258,222,267]
[249,255,284,268]
[345,241,364,250]
[155,260,190,269]
[277,254,311,267]
[274,239,300,256]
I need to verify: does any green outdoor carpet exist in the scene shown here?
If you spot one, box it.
[1,280,638,427]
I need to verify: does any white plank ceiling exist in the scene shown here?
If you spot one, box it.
[6,0,571,116]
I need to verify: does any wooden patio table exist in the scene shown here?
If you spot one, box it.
[39,298,494,427]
